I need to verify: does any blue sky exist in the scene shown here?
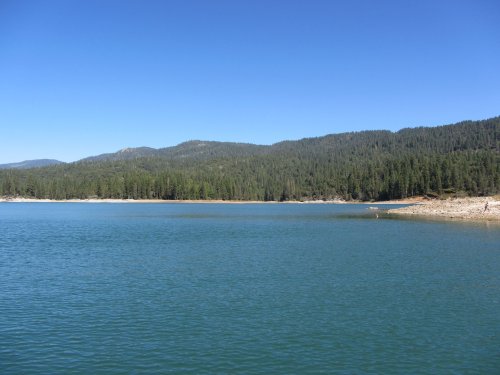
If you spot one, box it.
[1,0,499,163]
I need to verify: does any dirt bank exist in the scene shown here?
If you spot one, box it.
[388,197,500,221]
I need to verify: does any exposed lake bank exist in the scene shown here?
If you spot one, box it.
[387,197,500,221]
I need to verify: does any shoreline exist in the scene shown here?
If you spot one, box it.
[387,197,500,221]
[2,196,499,221]
[0,197,423,205]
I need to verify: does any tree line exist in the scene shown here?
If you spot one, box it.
[1,117,498,201]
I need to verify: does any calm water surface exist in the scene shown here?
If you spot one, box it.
[1,203,499,374]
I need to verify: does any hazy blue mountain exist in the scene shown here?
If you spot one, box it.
[0,159,64,170]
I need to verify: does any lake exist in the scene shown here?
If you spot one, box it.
[1,203,499,374]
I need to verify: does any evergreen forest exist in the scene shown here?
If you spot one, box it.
[1,117,498,201]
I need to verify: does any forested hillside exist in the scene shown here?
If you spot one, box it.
[1,117,498,201]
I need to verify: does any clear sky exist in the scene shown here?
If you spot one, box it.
[1,0,499,163]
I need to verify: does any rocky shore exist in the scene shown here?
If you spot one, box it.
[388,197,500,221]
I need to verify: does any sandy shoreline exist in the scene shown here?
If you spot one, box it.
[0,197,422,204]
[387,197,500,221]
[0,198,314,204]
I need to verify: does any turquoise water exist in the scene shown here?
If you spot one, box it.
[1,203,499,374]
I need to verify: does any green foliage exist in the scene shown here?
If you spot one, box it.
[1,117,499,201]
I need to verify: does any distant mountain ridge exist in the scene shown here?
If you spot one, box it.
[75,118,500,165]
[0,159,64,170]
[80,147,158,162]
[78,141,268,164]
[6,117,496,168]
